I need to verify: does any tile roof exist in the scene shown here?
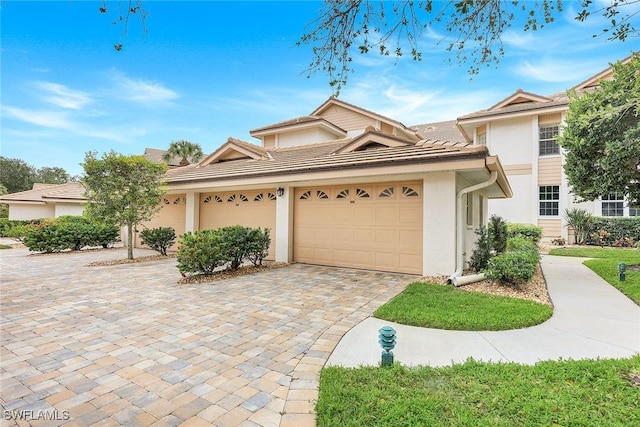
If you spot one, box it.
[166,134,486,185]
[0,182,86,203]
[457,92,569,121]
[411,120,466,143]
[143,148,182,167]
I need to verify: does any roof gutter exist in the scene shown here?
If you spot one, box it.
[448,170,498,286]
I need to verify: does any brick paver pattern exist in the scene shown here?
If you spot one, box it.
[0,247,414,426]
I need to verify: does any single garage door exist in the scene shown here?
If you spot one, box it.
[294,182,422,274]
[199,190,277,259]
[136,194,186,248]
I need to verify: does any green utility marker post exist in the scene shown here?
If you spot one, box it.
[618,262,627,281]
[378,326,396,367]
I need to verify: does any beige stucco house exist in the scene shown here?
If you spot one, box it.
[0,182,85,220]
[449,56,635,240]
[143,97,511,276]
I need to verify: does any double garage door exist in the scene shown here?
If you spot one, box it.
[294,182,423,274]
[139,183,422,274]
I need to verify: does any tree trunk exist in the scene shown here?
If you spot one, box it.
[127,223,134,260]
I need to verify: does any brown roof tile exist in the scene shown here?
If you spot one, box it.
[0,182,85,203]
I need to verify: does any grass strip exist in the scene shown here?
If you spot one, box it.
[317,357,640,427]
[374,282,552,331]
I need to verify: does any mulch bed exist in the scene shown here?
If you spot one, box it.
[87,253,176,266]
[421,265,552,306]
[178,262,288,284]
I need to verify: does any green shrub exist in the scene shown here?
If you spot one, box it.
[506,236,538,253]
[177,229,229,275]
[177,225,273,275]
[507,223,543,243]
[469,225,491,273]
[563,208,593,245]
[0,218,44,238]
[584,217,640,246]
[488,215,508,253]
[140,226,176,255]
[22,216,118,253]
[246,227,271,266]
[485,250,539,287]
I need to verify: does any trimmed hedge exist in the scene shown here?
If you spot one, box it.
[177,226,271,275]
[485,236,540,287]
[583,217,640,246]
[0,218,44,238]
[22,216,119,253]
[507,223,543,243]
[140,226,176,256]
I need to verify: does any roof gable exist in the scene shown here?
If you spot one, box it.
[199,138,268,166]
[333,129,415,154]
[489,89,552,110]
[572,55,633,91]
[311,97,408,130]
[0,182,85,204]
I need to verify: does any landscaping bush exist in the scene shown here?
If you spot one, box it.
[177,229,229,275]
[485,250,539,287]
[22,216,118,253]
[177,225,272,275]
[246,227,271,266]
[140,226,176,256]
[486,236,540,287]
[469,225,491,273]
[584,217,640,246]
[507,223,543,243]
[563,208,593,245]
[488,214,508,253]
[0,218,43,238]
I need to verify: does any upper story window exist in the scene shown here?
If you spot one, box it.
[476,132,486,145]
[539,185,559,216]
[539,124,560,156]
[602,192,625,216]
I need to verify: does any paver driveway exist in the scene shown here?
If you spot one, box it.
[0,247,415,426]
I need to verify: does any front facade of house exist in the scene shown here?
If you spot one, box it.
[147,98,511,276]
[453,57,635,240]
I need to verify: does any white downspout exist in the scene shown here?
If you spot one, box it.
[448,171,498,286]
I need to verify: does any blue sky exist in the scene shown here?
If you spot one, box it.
[1,1,637,177]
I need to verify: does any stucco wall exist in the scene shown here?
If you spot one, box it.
[423,172,457,276]
[9,204,55,220]
[54,203,84,218]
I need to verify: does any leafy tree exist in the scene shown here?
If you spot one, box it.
[81,151,167,259]
[0,157,36,193]
[299,0,639,93]
[163,140,204,166]
[35,167,71,185]
[559,54,640,207]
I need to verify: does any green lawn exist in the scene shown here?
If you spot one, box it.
[316,357,640,427]
[374,282,552,330]
[549,246,640,304]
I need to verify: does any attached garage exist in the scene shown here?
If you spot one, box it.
[137,194,186,248]
[293,181,423,274]
[199,190,277,259]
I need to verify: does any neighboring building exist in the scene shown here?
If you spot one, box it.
[143,148,183,168]
[419,57,633,240]
[143,97,511,276]
[0,182,86,220]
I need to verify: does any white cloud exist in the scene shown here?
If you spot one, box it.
[512,59,604,84]
[109,70,179,106]
[33,81,93,110]
[1,105,126,141]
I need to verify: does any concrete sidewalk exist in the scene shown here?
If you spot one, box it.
[327,255,640,367]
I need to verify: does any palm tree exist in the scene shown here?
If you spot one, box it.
[163,140,204,166]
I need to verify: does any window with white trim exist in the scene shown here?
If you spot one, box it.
[602,193,624,216]
[539,185,559,216]
[539,124,560,156]
[477,132,486,145]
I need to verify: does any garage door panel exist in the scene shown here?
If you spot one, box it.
[294,182,422,274]
[200,190,276,259]
[137,194,186,249]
